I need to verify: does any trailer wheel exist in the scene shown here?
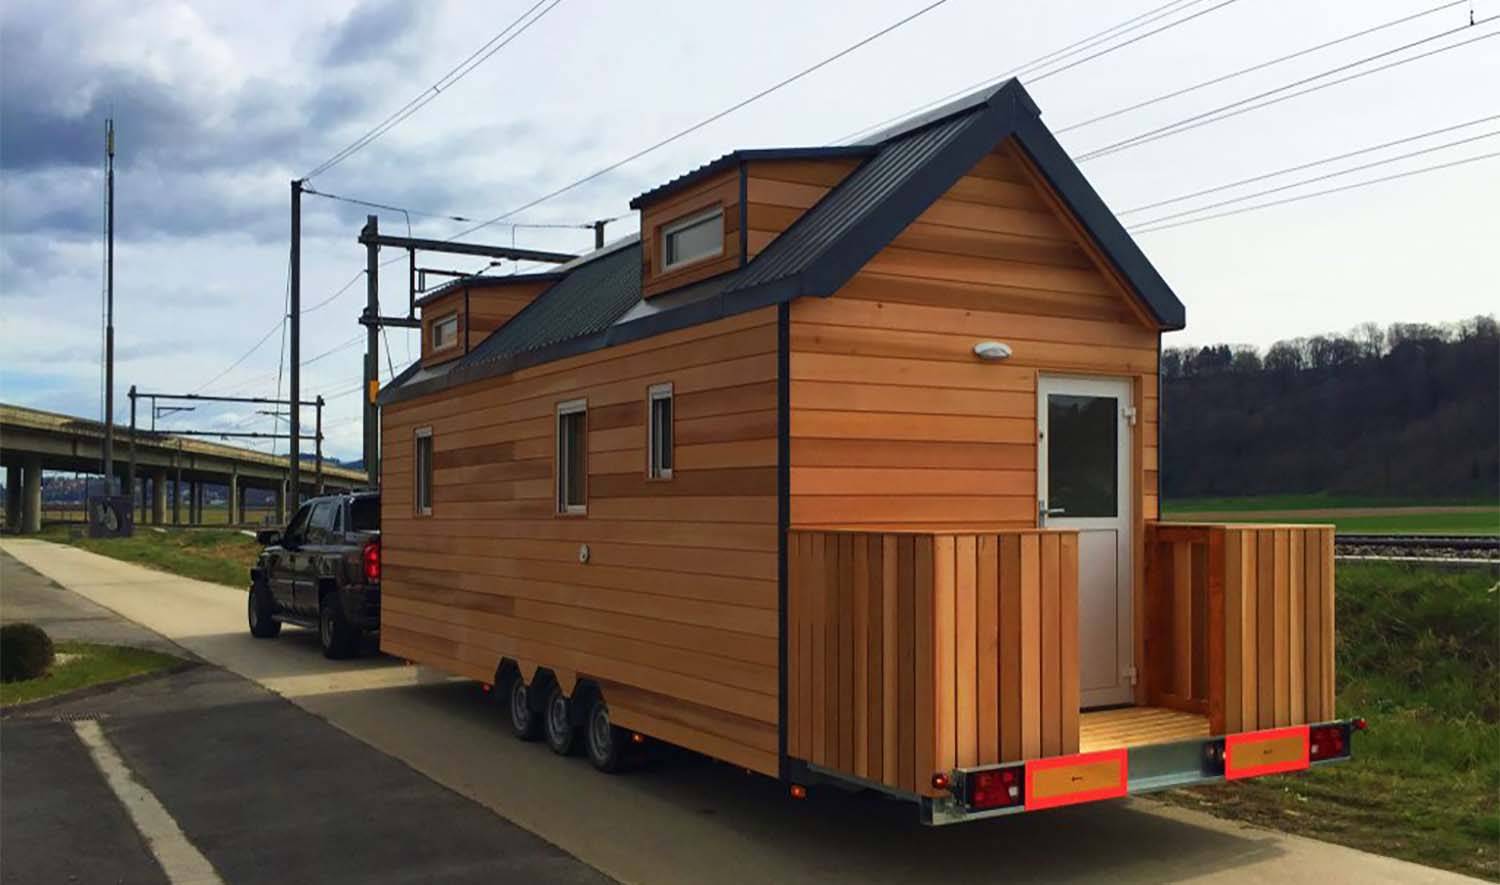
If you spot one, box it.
[544,684,579,756]
[585,697,626,773]
[247,580,280,639]
[508,677,542,741]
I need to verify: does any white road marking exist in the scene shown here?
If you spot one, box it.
[71,719,224,885]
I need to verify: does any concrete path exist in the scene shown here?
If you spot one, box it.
[1,538,1480,885]
[0,550,180,654]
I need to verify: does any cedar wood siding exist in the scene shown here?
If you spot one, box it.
[420,291,465,368]
[788,138,1161,530]
[744,158,861,260]
[380,306,782,775]
[418,280,552,366]
[640,167,741,298]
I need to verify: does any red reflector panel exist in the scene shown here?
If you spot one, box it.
[362,540,380,582]
[1309,724,1349,762]
[1024,749,1128,811]
[1225,725,1309,780]
[967,766,1023,811]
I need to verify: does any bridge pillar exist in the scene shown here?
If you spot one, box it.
[21,455,41,534]
[151,469,167,525]
[172,466,182,525]
[189,481,200,524]
[228,467,240,526]
[5,464,20,531]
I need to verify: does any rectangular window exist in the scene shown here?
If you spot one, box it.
[647,383,673,479]
[431,313,459,351]
[662,207,723,271]
[414,427,434,516]
[556,400,587,514]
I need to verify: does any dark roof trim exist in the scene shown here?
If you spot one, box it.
[412,271,566,308]
[629,146,872,209]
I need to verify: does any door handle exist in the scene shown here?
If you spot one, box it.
[1044,507,1066,516]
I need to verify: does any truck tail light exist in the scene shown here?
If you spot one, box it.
[965,766,1023,811]
[1309,724,1349,762]
[362,540,380,582]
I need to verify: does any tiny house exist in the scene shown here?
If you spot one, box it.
[377,79,1359,822]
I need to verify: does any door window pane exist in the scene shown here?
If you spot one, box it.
[1047,394,1118,518]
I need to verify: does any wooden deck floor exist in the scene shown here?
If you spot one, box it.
[1079,706,1210,752]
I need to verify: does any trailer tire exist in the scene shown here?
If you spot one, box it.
[585,697,626,773]
[544,683,579,756]
[248,580,280,639]
[508,677,543,741]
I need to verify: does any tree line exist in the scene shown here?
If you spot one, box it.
[1161,315,1498,501]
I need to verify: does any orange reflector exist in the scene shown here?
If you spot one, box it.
[789,784,807,800]
[930,772,950,792]
[1225,725,1309,780]
[630,732,645,744]
[481,683,492,693]
[368,380,380,404]
[1024,748,1128,810]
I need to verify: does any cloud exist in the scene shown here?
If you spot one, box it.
[322,0,428,67]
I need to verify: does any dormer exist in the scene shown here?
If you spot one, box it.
[630,148,867,298]
[416,274,558,367]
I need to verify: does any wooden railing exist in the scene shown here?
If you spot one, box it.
[1144,522,1337,735]
[787,528,1079,797]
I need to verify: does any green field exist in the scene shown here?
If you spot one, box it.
[1162,494,1496,512]
[0,641,182,707]
[1162,562,1500,879]
[1162,494,1499,535]
[38,526,261,588]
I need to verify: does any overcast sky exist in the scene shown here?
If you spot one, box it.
[2,0,1496,460]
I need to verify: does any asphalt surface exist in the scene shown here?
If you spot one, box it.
[1,539,1480,885]
[0,549,611,885]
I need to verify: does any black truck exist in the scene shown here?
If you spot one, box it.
[247,491,380,659]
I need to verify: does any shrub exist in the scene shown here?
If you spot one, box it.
[0,623,55,682]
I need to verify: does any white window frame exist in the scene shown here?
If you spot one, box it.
[431,313,460,352]
[414,426,434,516]
[556,399,588,515]
[660,207,724,272]
[647,382,674,480]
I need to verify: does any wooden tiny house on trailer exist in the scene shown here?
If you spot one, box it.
[376,79,1358,821]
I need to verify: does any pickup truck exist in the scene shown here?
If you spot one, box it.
[247,491,380,659]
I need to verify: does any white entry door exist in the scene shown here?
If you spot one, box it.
[1037,376,1134,709]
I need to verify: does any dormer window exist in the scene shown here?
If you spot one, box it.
[431,313,459,351]
[662,207,723,271]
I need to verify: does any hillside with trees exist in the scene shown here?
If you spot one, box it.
[1161,316,1498,501]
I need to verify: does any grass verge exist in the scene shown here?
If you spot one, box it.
[38,525,260,588]
[0,642,181,706]
[1159,562,1500,880]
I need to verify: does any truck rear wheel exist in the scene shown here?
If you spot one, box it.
[319,592,359,659]
[586,697,626,773]
[248,580,280,639]
[544,684,579,756]
[508,677,543,741]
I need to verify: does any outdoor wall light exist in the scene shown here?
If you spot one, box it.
[973,341,1013,361]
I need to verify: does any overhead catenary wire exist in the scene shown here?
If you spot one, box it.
[450,0,953,241]
[1024,0,1245,85]
[1077,17,1500,161]
[1119,113,1500,215]
[303,0,563,180]
[1130,149,1500,234]
[1057,0,1470,135]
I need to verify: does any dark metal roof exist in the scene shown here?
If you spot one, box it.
[629,146,872,209]
[412,271,566,308]
[380,78,1186,406]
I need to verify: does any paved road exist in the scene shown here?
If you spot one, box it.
[1,539,1478,885]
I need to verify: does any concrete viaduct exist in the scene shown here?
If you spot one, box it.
[1,403,367,533]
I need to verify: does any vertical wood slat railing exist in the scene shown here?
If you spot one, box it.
[787,528,1078,798]
[1144,522,1337,736]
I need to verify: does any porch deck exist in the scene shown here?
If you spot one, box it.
[1079,706,1209,753]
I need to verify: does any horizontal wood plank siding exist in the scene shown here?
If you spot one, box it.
[744,158,861,260]
[640,167,741,298]
[381,307,781,775]
[789,528,1078,797]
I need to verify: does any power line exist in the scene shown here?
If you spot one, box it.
[450,0,953,241]
[1077,17,1500,161]
[1025,0,1245,85]
[1119,113,1500,215]
[1057,0,1469,135]
[303,0,564,180]
[836,0,1207,144]
[1130,149,1500,233]
[302,186,474,222]
[304,268,367,315]
[1128,128,1500,226]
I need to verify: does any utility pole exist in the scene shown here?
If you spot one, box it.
[103,119,116,492]
[362,215,380,488]
[593,219,607,250]
[315,395,324,495]
[289,179,302,511]
[127,386,136,507]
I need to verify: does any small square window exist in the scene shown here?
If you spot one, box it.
[431,313,459,351]
[414,427,434,516]
[556,400,587,514]
[648,383,673,480]
[662,208,723,271]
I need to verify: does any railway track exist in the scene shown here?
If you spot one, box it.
[1335,533,1499,564]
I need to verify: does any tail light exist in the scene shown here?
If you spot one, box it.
[1309,723,1349,762]
[362,540,380,582]
[964,765,1024,811]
